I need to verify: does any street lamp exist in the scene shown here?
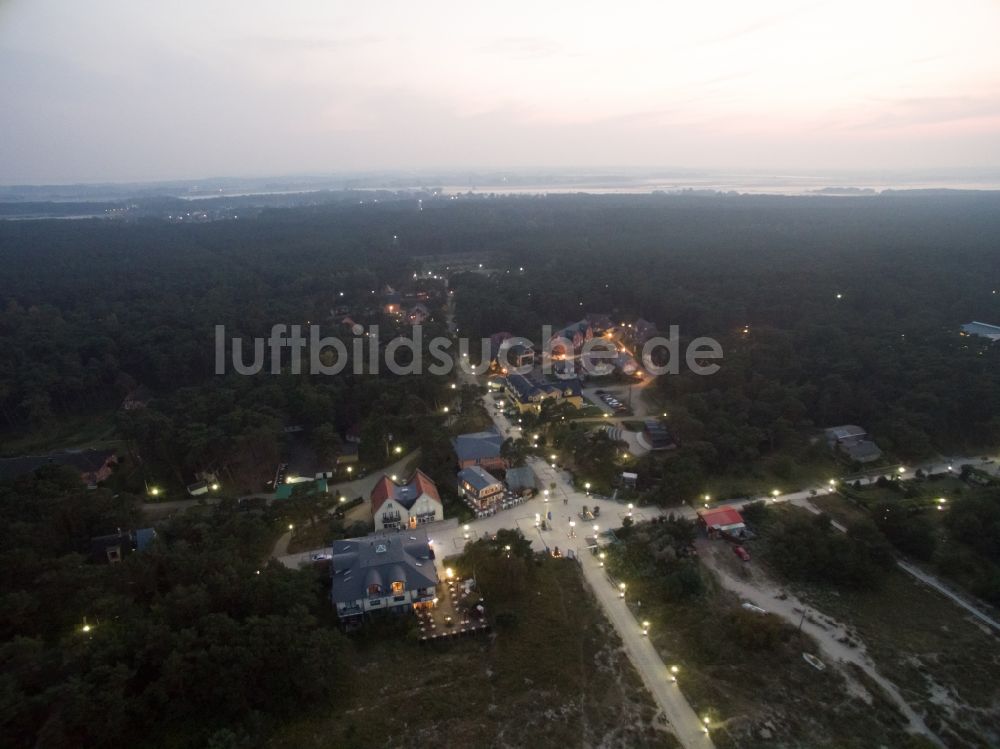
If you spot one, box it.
[642,620,650,635]
[593,524,599,534]
[599,551,606,567]
[618,582,626,598]
[771,489,780,501]
[394,445,403,454]
[443,406,449,413]
[346,466,353,474]
[288,523,294,531]
[670,665,679,681]
[149,487,160,497]
[585,482,591,494]
[627,502,634,517]
[897,466,906,475]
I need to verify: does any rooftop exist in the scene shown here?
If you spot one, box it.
[331,529,438,604]
[458,465,501,492]
[452,429,504,462]
[370,469,440,513]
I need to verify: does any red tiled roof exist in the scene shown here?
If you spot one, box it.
[370,476,396,514]
[370,470,440,514]
[411,469,440,501]
[697,506,745,529]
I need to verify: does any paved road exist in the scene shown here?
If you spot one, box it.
[578,546,713,747]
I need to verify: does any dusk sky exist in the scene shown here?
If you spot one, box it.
[2,0,999,183]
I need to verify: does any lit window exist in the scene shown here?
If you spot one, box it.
[391,581,404,594]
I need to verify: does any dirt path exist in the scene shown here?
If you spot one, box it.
[700,544,944,747]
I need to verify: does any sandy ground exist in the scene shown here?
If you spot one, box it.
[697,539,945,747]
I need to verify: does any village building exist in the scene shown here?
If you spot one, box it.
[370,470,443,531]
[457,465,504,509]
[330,529,438,625]
[453,429,507,471]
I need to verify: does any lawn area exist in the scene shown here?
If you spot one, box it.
[267,557,676,749]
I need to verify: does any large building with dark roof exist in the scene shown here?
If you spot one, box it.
[330,529,438,623]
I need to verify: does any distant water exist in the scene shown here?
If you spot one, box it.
[428,172,1000,196]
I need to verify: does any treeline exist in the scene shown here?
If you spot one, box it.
[0,468,348,748]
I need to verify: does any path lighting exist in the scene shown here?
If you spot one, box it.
[394,445,403,454]
[703,494,711,502]
[339,496,346,503]
[670,665,679,681]
[149,487,160,496]
[585,482,591,493]
[288,523,294,531]
[642,620,650,635]
[443,406,450,413]
[897,466,906,475]
[619,582,626,598]
[599,552,606,567]
[211,482,220,491]
[451,383,457,389]
[550,454,557,461]
[346,466,353,474]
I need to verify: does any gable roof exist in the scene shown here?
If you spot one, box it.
[458,465,501,492]
[697,506,745,530]
[330,529,439,603]
[452,429,503,462]
[370,469,441,514]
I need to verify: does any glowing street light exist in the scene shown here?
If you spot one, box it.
[642,620,650,635]
[599,551,606,567]
[288,523,294,531]
[149,487,160,496]
[394,445,403,454]
[618,581,626,598]
[593,524,599,534]
[585,482,591,494]
[346,466,353,474]
[443,406,450,413]
[445,567,454,579]
[897,466,906,475]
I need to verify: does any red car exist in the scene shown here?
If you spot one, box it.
[733,545,751,562]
